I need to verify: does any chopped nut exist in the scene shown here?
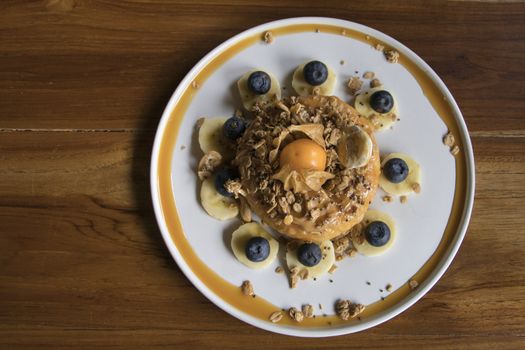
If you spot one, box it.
[241,280,254,296]
[450,145,460,155]
[341,29,347,35]
[365,35,371,40]
[412,183,421,194]
[336,300,350,320]
[347,248,358,257]
[285,191,295,204]
[263,31,274,44]
[288,307,305,322]
[374,43,384,51]
[349,303,365,318]
[197,151,222,180]
[337,299,366,320]
[409,279,419,290]
[362,71,375,79]
[346,76,363,95]
[191,80,200,89]
[299,268,309,280]
[310,208,321,221]
[382,195,393,203]
[290,266,300,288]
[275,266,284,274]
[443,131,455,147]
[283,214,293,225]
[370,78,382,88]
[239,197,252,222]
[384,49,400,63]
[225,179,246,198]
[400,195,408,204]
[302,304,314,318]
[328,264,338,274]
[292,202,302,213]
[269,311,283,323]
[386,283,392,292]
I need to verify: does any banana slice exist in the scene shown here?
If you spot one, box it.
[200,177,238,220]
[237,69,281,110]
[354,87,398,131]
[353,210,397,257]
[286,240,335,278]
[231,222,279,269]
[198,117,234,159]
[292,62,336,96]
[379,153,421,195]
[337,125,373,168]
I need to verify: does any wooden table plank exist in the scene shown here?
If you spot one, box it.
[0,1,524,132]
[1,1,524,348]
[0,132,524,348]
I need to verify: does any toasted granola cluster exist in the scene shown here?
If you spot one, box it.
[233,96,375,239]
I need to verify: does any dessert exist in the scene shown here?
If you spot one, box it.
[234,95,380,243]
[194,58,423,303]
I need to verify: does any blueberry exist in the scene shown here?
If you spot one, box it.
[303,61,328,86]
[370,90,394,113]
[214,167,239,197]
[297,243,322,267]
[245,236,270,262]
[223,116,246,140]
[247,71,271,95]
[364,221,391,247]
[383,158,409,183]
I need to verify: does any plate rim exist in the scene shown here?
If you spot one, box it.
[150,16,476,337]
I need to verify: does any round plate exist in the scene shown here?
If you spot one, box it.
[150,17,475,337]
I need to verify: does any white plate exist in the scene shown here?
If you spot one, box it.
[150,17,475,337]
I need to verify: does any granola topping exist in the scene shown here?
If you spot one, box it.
[443,131,455,147]
[302,304,314,318]
[346,76,363,95]
[409,279,419,290]
[269,311,283,323]
[336,299,365,320]
[241,280,254,296]
[362,71,375,79]
[384,49,400,63]
[370,78,382,88]
[197,151,222,180]
[288,307,305,322]
[263,31,274,44]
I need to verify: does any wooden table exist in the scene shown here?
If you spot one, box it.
[1,1,524,349]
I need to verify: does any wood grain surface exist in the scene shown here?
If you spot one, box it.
[1,1,524,349]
